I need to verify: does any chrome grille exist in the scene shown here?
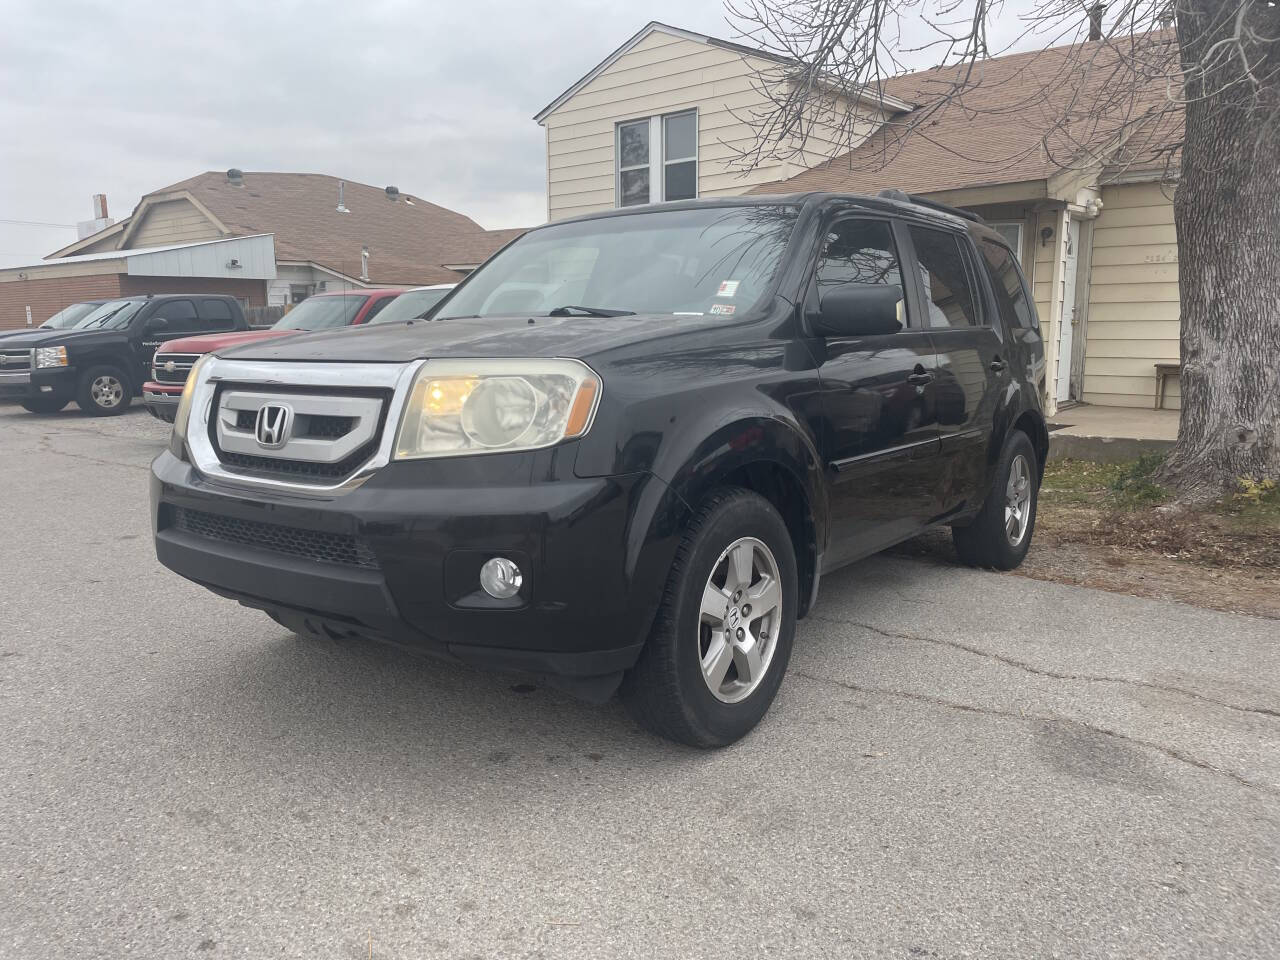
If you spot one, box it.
[0,349,32,372]
[170,506,380,568]
[152,352,201,385]
[211,386,388,484]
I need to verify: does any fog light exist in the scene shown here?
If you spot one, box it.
[479,557,523,599]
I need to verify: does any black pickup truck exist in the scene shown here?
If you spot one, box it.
[0,294,248,415]
[152,192,1047,746]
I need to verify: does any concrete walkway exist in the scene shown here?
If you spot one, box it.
[1049,403,1179,461]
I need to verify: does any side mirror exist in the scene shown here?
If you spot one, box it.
[811,283,903,338]
[146,317,169,332]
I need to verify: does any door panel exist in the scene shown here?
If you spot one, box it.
[134,300,198,384]
[804,216,942,568]
[1057,219,1080,403]
[902,224,1007,516]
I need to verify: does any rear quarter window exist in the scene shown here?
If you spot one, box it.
[980,240,1037,331]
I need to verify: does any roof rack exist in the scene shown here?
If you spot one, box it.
[876,188,984,223]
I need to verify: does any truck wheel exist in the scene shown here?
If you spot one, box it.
[951,429,1039,570]
[76,365,132,416]
[21,396,68,414]
[620,487,797,748]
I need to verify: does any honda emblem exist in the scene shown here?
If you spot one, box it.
[254,403,293,449]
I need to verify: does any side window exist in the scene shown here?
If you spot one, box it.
[198,298,236,331]
[361,298,391,323]
[907,226,981,328]
[981,240,1037,330]
[153,299,198,334]
[815,217,904,295]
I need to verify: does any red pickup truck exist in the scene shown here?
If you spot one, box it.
[143,289,405,421]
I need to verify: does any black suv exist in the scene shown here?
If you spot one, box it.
[0,294,248,416]
[151,192,1047,746]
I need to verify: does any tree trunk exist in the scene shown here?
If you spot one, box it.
[1159,0,1280,502]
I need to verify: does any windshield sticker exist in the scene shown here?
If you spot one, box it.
[716,280,740,298]
[709,303,736,316]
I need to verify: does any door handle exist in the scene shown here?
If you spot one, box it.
[907,371,934,385]
[989,358,1007,373]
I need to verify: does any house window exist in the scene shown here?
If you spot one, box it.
[989,222,1024,263]
[616,110,698,207]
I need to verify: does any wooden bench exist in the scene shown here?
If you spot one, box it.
[1154,363,1180,410]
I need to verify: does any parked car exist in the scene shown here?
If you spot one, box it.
[142,289,406,421]
[0,299,112,340]
[0,294,248,415]
[151,192,1047,747]
[364,284,456,325]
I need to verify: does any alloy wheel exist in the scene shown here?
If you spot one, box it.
[697,536,783,704]
[91,375,123,409]
[1005,453,1033,546]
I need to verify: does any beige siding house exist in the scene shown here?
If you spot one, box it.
[536,23,1182,417]
[535,23,907,223]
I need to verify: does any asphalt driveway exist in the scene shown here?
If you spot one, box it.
[2,405,1278,959]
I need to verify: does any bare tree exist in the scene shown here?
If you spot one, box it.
[726,0,1279,503]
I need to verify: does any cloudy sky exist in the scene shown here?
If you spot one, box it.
[0,0,1054,267]
[0,0,736,265]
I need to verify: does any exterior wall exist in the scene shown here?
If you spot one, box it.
[68,229,125,255]
[118,275,267,306]
[0,275,125,330]
[1082,182,1181,408]
[543,30,877,220]
[127,199,223,248]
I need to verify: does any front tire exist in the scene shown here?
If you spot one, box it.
[951,429,1039,570]
[76,365,132,416]
[21,396,69,414]
[620,488,798,748]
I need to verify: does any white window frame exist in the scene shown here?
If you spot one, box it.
[989,222,1025,263]
[615,109,698,207]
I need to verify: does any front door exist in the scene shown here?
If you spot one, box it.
[132,299,199,384]
[806,216,941,568]
[1056,219,1080,404]
[901,222,1009,516]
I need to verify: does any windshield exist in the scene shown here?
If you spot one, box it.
[436,205,799,320]
[41,302,102,329]
[273,295,369,331]
[73,299,147,330]
[367,288,453,325]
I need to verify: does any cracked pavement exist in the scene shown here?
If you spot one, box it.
[2,404,1279,959]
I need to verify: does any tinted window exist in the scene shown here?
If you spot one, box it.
[153,299,198,333]
[981,240,1037,330]
[436,205,798,320]
[199,298,235,330]
[362,298,392,323]
[908,226,980,328]
[815,218,903,291]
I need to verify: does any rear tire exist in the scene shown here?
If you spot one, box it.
[21,396,68,414]
[76,365,132,416]
[620,487,797,748]
[951,429,1039,570]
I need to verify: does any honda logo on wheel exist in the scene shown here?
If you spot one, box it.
[254,403,293,449]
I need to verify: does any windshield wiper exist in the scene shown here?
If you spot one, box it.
[546,305,635,318]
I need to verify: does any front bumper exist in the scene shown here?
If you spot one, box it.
[0,367,73,401]
[151,449,680,699]
[142,382,181,422]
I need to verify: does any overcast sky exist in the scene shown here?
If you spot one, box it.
[0,0,1055,267]
[0,0,737,265]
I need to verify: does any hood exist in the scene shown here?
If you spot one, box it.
[158,329,296,355]
[216,313,736,364]
[0,326,127,349]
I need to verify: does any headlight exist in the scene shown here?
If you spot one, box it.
[170,354,212,454]
[394,358,600,460]
[34,346,67,368]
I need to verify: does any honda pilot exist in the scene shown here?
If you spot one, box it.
[151,192,1047,747]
